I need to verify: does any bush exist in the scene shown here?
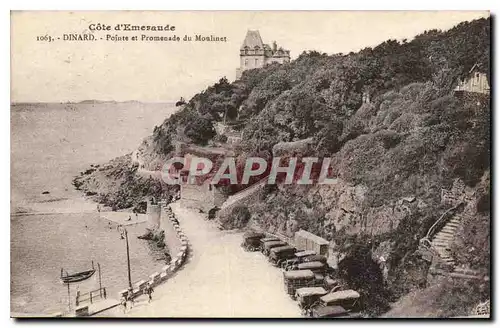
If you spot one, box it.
[384,278,489,317]
[213,134,228,143]
[184,116,216,145]
[219,205,251,230]
[451,211,490,271]
[133,201,147,214]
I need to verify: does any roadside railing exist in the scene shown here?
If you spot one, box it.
[119,204,189,302]
[419,202,464,250]
[76,287,107,306]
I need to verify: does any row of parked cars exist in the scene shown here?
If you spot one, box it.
[241,231,362,318]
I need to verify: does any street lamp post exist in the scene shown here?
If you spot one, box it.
[117,224,132,290]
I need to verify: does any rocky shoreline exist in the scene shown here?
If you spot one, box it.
[139,228,172,264]
[72,153,176,213]
[71,152,178,276]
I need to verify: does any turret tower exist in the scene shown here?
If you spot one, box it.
[236,30,290,79]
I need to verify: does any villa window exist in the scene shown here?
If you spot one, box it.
[255,58,258,66]
[244,59,248,67]
[473,72,480,86]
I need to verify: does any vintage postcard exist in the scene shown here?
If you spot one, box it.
[10,11,491,318]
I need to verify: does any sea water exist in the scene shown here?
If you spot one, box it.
[10,102,177,315]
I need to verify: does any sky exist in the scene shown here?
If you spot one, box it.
[11,11,489,103]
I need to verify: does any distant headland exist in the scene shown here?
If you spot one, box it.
[76,99,141,104]
[11,100,176,106]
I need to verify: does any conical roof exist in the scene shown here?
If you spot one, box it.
[241,30,264,49]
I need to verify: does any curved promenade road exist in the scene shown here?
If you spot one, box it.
[101,203,301,317]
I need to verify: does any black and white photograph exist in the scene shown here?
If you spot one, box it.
[9,10,491,318]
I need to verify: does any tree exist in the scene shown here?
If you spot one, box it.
[184,116,216,145]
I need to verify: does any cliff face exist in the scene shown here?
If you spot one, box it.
[249,170,489,258]
[311,180,413,236]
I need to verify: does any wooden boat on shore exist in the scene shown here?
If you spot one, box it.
[60,261,96,283]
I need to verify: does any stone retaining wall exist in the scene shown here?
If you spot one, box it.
[217,178,267,218]
[160,203,182,254]
[118,204,189,301]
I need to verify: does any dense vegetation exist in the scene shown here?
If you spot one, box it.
[142,17,490,316]
[152,18,489,153]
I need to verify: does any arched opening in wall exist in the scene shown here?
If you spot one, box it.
[337,243,391,316]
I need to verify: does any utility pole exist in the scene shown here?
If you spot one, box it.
[98,263,102,297]
[117,225,132,289]
[66,283,71,314]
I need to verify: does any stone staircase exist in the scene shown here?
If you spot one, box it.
[419,203,464,270]
[420,203,489,282]
[429,214,462,267]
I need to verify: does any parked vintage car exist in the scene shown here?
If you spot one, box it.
[269,245,297,266]
[318,289,361,311]
[306,289,362,318]
[280,250,317,270]
[302,254,328,264]
[283,269,316,299]
[281,258,299,270]
[295,286,328,313]
[295,250,317,259]
[241,231,266,251]
[288,261,326,274]
[260,236,281,243]
[258,237,280,251]
[309,305,357,318]
[261,240,288,256]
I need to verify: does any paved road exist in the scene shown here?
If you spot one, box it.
[99,203,301,318]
